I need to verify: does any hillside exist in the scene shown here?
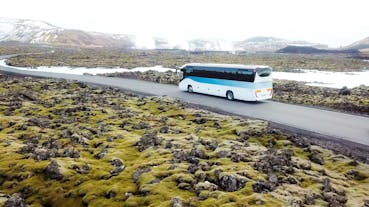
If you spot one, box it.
[0,17,134,48]
[234,36,328,53]
[277,46,358,54]
[0,17,60,43]
[345,36,369,51]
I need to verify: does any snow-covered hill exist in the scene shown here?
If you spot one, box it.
[0,17,135,48]
[0,17,62,43]
[234,36,328,52]
[0,17,328,52]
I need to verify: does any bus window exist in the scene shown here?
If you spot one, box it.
[238,70,255,82]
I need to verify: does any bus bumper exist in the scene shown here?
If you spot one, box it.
[255,88,273,101]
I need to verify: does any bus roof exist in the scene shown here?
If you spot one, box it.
[180,63,270,70]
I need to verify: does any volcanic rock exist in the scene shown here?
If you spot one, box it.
[170,197,185,207]
[308,150,325,165]
[4,193,27,207]
[44,160,63,180]
[136,131,162,152]
[217,173,248,192]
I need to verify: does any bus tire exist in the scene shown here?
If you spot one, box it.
[187,85,193,93]
[226,91,234,100]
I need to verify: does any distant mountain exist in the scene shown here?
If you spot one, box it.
[345,36,369,51]
[277,45,358,54]
[0,17,329,52]
[0,17,135,48]
[0,17,60,43]
[234,36,328,52]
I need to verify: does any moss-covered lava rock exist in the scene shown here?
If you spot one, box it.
[0,73,368,207]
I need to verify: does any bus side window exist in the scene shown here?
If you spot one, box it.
[186,68,193,76]
[238,70,255,82]
[208,69,219,79]
[227,68,238,81]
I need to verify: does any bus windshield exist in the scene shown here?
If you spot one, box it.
[256,68,272,77]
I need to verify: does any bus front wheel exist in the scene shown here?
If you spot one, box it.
[187,85,193,93]
[226,91,234,100]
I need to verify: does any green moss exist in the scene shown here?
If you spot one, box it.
[1,75,369,207]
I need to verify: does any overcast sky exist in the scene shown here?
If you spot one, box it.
[1,0,369,47]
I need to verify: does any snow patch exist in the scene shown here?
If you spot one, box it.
[0,59,175,75]
[273,69,369,88]
[1,58,368,89]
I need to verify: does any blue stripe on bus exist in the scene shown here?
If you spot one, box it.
[185,76,272,89]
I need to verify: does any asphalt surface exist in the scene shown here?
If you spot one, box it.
[1,56,369,146]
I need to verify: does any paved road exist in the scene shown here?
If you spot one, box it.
[1,57,369,146]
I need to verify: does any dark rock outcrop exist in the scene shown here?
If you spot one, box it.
[254,149,294,174]
[217,173,248,192]
[172,150,187,163]
[132,121,150,130]
[44,160,63,180]
[70,164,90,174]
[339,86,351,96]
[136,131,162,152]
[27,117,50,128]
[199,139,218,151]
[189,148,208,159]
[159,126,169,133]
[194,181,218,194]
[110,158,125,176]
[192,118,207,124]
[322,192,347,207]
[252,173,279,193]
[4,193,27,207]
[63,147,80,158]
[308,150,325,165]
[170,197,185,207]
[320,178,347,207]
[133,167,151,183]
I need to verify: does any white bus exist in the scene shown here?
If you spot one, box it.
[178,63,273,101]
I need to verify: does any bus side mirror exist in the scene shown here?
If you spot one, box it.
[176,66,186,73]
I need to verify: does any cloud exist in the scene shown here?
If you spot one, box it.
[1,0,369,47]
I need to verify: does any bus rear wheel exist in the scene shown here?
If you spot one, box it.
[226,91,234,100]
[187,85,193,93]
